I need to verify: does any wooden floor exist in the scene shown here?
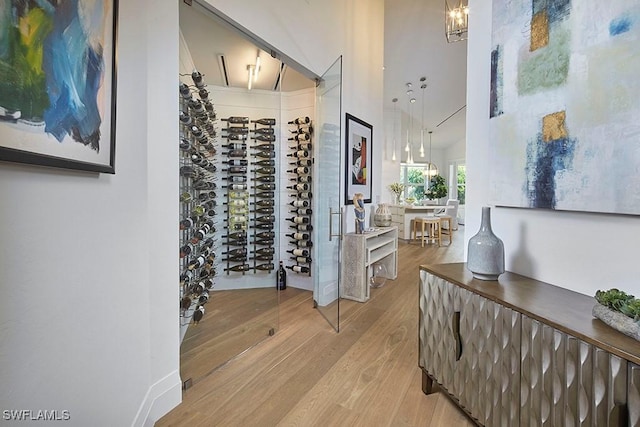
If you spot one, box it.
[158,227,474,426]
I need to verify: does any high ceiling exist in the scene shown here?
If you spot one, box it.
[179,0,467,152]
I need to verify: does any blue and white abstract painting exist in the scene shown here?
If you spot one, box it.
[489,0,640,215]
[0,0,116,172]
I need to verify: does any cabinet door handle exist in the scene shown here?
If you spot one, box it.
[453,311,462,361]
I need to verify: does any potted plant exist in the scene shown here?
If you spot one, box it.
[593,288,640,341]
[388,182,405,205]
[425,174,447,202]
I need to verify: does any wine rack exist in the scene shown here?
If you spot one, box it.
[178,71,219,326]
[219,117,278,274]
[285,116,313,276]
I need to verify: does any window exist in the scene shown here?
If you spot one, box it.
[400,163,429,201]
[456,164,466,204]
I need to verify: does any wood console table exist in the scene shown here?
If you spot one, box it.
[419,262,640,427]
[340,227,398,302]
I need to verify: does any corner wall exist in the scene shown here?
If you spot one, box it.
[466,0,640,297]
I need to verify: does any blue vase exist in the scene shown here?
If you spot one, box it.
[467,206,505,280]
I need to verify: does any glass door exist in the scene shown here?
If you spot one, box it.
[313,57,342,331]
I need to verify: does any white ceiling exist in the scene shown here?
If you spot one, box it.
[179,0,467,151]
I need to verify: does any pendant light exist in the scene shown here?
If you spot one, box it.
[419,77,427,158]
[427,131,438,176]
[404,83,412,155]
[391,98,398,161]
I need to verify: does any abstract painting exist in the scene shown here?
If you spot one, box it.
[0,0,118,173]
[489,0,640,215]
[344,113,372,205]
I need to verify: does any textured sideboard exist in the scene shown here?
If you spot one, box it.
[419,263,640,427]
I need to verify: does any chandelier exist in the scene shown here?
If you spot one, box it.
[445,0,469,43]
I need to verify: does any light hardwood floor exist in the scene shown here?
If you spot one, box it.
[158,227,475,427]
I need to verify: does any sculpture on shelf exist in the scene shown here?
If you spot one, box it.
[353,193,365,234]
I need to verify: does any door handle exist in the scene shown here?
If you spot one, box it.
[453,311,462,361]
[329,207,342,241]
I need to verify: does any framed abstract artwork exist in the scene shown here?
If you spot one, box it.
[344,113,372,205]
[0,0,118,173]
[489,0,640,215]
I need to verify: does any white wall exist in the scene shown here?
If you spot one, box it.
[466,0,640,297]
[0,0,181,426]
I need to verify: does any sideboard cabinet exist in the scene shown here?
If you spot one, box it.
[419,263,640,427]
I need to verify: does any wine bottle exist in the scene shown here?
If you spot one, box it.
[225,239,247,247]
[255,263,275,271]
[179,83,192,100]
[286,232,310,240]
[222,248,247,257]
[254,183,276,191]
[202,122,216,136]
[252,254,274,262]
[222,159,248,166]
[256,199,275,207]
[190,125,204,138]
[180,243,194,258]
[222,149,246,157]
[227,231,246,240]
[225,199,247,207]
[254,175,274,183]
[179,166,198,178]
[180,295,192,311]
[188,255,206,270]
[289,200,309,208]
[288,132,310,142]
[251,206,274,214]
[291,239,313,248]
[286,150,309,158]
[253,223,274,230]
[228,190,248,199]
[252,144,275,152]
[228,215,247,223]
[221,255,247,263]
[221,175,248,183]
[296,192,312,199]
[287,183,310,192]
[292,256,312,264]
[179,111,192,126]
[197,86,210,99]
[220,143,247,150]
[254,192,275,200]
[180,192,193,203]
[290,175,312,183]
[255,215,276,223]
[225,264,250,272]
[276,261,287,290]
[198,191,217,201]
[191,70,205,89]
[254,159,275,167]
[252,238,274,246]
[253,134,276,142]
[287,166,309,175]
[291,142,312,151]
[286,265,310,274]
[286,216,309,224]
[222,166,247,174]
[251,127,275,135]
[192,305,205,323]
[287,248,309,257]
[253,247,275,255]
[256,231,275,239]
[198,290,210,304]
[179,138,192,152]
[223,133,248,141]
[290,159,312,167]
[223,126,249,134]
[290,223,313,231]
[251,118,276,126]
[288,116,310,125]
[180,215,198,230]
[202,278,214,290]
[291,207,312,216]
[254,167,276,175]
[221,116,249,124]
[254,150,276,159]
[222,183,247,191]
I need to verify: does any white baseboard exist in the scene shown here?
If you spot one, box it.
[132,370,182,427]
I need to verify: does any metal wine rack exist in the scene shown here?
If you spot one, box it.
[286,117,313,275]
[178,71,219,326]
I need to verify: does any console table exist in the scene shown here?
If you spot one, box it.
[340,227,398,302]
[419,262,640,427]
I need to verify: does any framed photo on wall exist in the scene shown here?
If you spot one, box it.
[0,0,118,174]
[344,113,372,205]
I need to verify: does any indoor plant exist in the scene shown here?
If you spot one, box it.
[388,182,404,205]
[425,174,447,201]
[593,288,640,341]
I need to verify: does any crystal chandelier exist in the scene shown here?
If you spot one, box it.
[445,0,469,43]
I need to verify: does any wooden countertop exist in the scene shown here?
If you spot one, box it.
[420,262,640,366]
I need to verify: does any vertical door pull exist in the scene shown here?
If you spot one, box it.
[453,311,462,361]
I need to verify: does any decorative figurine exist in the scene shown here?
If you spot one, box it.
[353,193,365,234]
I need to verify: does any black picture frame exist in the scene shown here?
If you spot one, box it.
[0,0,118,174]
[344,113,372,205]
